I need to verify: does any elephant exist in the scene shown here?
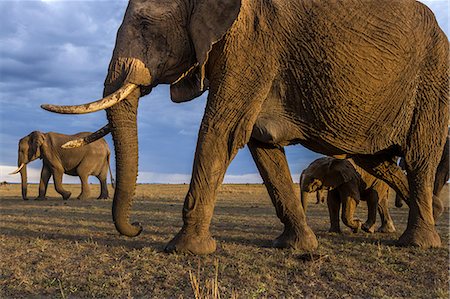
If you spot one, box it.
[9,131,112,200]
[395,129,449,220]
[300,157,396,234]
[42,0,449,252]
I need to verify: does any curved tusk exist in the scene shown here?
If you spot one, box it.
[41,83,138,114]
[9,163,25,175]
[62,124,111,149]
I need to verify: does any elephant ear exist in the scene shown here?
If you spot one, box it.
[189,0,242,90]
[29,131,45,159]
[325,159,355,189]
[170,67,209,103]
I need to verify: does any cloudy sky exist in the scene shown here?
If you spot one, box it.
[0,0,448,184]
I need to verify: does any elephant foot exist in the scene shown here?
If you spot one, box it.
[34,196,47,201]
[273,225,318,252]
[164,228,216,255]
[61,191,71,200]
[377,222,396,233]
[362,222,376,234]
[397,224,441,248]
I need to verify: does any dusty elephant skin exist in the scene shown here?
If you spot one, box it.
[300,157,396,234]
[10,131,112,201]
[42,0,449,252]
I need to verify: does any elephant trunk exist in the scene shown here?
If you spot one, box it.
[341,198,361,232]
[20,164,28,200]
[106,84,143,237]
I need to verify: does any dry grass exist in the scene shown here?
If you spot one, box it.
[0,183,448,298]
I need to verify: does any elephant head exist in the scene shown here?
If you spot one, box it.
[41,0,242,237]
[300,157,355,193]
[10,131,46,200]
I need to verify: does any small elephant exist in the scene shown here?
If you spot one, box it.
[300,157,395,234]
[10,131,112,200]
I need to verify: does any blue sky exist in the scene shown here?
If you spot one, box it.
[0,0,448,184]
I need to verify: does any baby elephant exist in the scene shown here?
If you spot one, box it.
[300,157,395,234]
[10,131,112,200]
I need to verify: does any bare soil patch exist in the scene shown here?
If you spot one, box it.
[1,183,448,298]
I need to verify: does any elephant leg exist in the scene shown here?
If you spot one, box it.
[361,190,377,234]
[53,169,71,200]
[248,140,318,250]
[164,69,275,254]
[97,171,109,199]
[327,190,341,233]
[36,165,51,200]
[377,190,396,233]
[77,174,90,200]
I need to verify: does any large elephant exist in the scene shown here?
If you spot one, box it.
[300,157,395,234]
[42,0,448,252]
[10,131,112,200]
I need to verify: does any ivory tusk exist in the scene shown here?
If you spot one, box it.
[62,124,111,149]
[9,163,25,175]
[41,83,138,114]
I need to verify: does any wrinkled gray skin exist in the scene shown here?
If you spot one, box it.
[395,130,449,220]
[16,131,111,200]
[301,157,396,234]
[50,0,448,253]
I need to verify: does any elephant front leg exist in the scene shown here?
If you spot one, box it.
[327,190,341,233]
[53,169,71,200]
[248,140,318,251]
[164,127,237,254]
[36,166,51,200]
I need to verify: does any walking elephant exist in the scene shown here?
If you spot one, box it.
[300,157,396,234]
[42,0,448,252]
[10,131,112,200]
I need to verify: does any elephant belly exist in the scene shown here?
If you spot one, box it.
[251,116,301,146]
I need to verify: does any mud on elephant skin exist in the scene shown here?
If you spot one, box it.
[42,0,448,251]
[10,131,112,201]
[301,157,396,234]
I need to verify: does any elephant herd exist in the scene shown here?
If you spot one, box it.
[9,0,449,253]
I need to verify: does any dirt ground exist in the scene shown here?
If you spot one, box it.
[0,183,448,298]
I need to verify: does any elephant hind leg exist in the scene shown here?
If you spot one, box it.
[97,167,109,199]
[77,174,90,200]
[248,139,318,251]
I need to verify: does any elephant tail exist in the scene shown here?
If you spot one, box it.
[107,153,115,189]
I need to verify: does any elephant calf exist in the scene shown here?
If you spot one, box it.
[10,131,112,200]
[300,157,395,234]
